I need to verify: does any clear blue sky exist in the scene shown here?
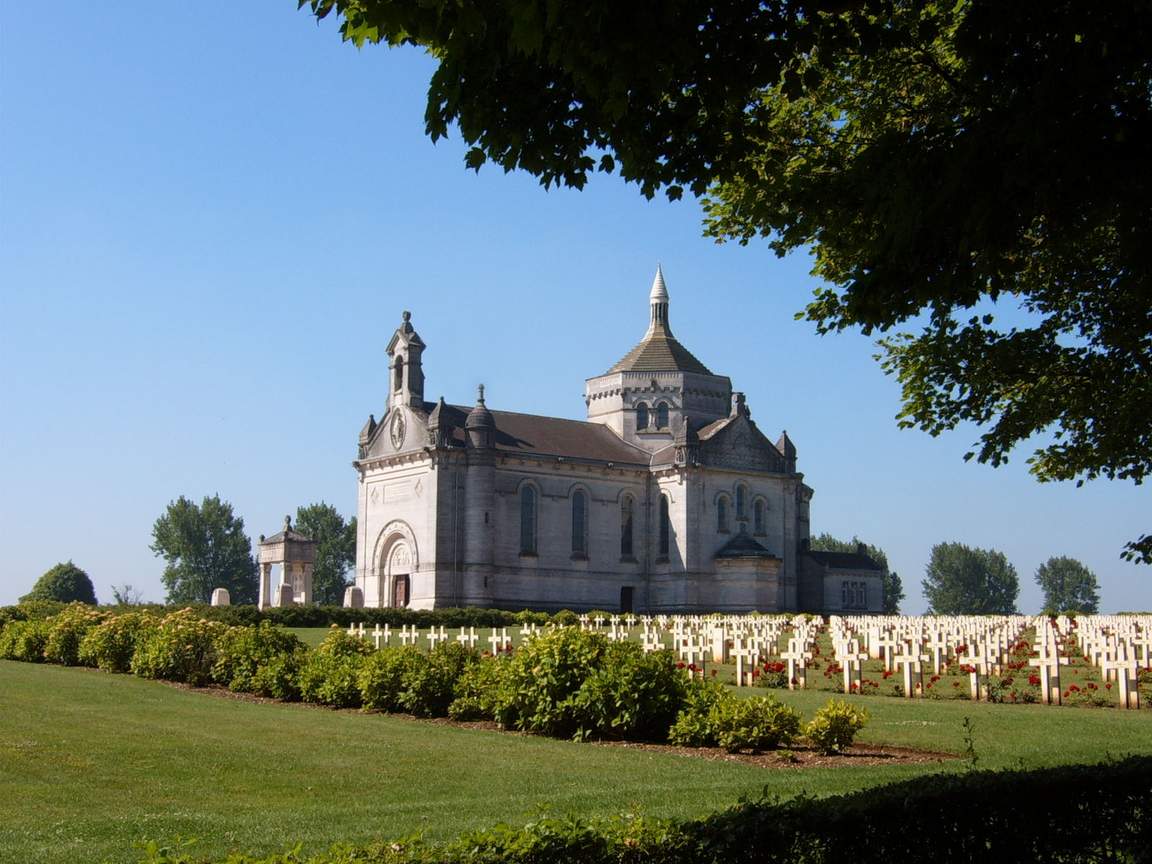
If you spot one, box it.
[1,1,1147,612]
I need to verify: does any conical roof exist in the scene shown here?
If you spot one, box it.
[607,268,713,375]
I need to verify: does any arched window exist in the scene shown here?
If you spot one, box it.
[393,357,404,392]
[571,490,588,557]
[753,500,765,535]
[655,402,669,429]
[658,494,670,557]
[620,494,634,557]
[635,402,649,430]
[735,484,747,519]
[519,486,537,555]
[717,497,730,533]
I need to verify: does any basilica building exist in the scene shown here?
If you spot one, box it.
[351,269,883,614]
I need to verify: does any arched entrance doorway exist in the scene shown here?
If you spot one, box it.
[387,541,411,608]
[372,520,418,609]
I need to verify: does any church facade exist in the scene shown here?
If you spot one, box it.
[351,269,883,614]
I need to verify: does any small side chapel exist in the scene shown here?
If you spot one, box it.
[351,268,883,614]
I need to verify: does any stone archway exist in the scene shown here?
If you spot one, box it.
[387,541,412,608]
[372,520,419,608]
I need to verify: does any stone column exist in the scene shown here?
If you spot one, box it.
[301,562,313,606]
[258,562,273,610]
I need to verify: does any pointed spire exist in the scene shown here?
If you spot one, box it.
[648,265,671,334]
[649,264,668,302]
[477,383,486,406]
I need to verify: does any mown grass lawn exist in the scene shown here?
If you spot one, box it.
[2,659,1150,864]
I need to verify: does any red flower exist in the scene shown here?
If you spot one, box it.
[710,669,718,678]
[676,661,686,669]
[1028,674,1041,686]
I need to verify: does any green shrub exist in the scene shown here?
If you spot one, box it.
[448,653,511,721]
[401,641,475,717]
[713,694,802,753]
[551,609,579,627]
[514,609,551,625]
[43,604,107,666]
[250,650,306,701]
[357,646,425,712]
[7,600,66,621]
[298,627,373,708]
[0,619,50,662]
[487,628,688,741]
[805,698,869,754]
[299,650,365,708]
[212,622,306,692]
[78,612,159,673]
[668,678,731,747]
[491,627,609,737]
[130,610,227,685]
[570,642,686,741]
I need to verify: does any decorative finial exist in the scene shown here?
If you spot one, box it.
[402,310,411,323]
[283,515,291,531]
[477,383,486,406]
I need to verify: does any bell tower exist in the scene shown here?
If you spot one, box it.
[386,310,425,410]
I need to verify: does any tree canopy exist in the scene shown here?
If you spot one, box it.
[21,561,97,604]
[295,502,357,606]
[809,532,903,613]
[1035,556,1101,615]
[151,495,258,605]
[922,542,1019,615]
[301,0,1151,563]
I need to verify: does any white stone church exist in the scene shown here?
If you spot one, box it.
[351,269,883,614]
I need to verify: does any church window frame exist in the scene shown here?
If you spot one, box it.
[620,493,635,559]
[716,495,731,534]
[571,487,589,559]
[635,402,650,431]
[658,493,671,559]
[735,484,748,520]
[655,401,670,429]
[519,484,538,556]
[753,498,766,535]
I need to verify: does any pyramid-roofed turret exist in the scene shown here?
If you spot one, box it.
[607,267,713,375]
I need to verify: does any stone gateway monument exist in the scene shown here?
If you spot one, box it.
[351,268,883,614]
[257,516,317,609]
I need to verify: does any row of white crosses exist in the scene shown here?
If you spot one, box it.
[834,615,1036,700]
[342,613,1147,707]
[1068,615,1150,709]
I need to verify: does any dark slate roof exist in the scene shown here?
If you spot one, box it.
[607,324,713,375]
[715,532,779,559]
[805,550,883,571]
[424,403,651,465]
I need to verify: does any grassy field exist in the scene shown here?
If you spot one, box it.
[3,660,1151,863]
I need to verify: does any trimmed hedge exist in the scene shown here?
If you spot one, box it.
[133,757,1152,863]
